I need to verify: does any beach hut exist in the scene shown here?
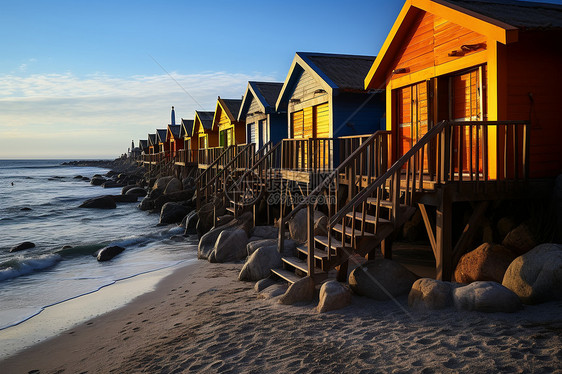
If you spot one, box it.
[275,52,386,174]
[179,118,195,164]
[139,140,149,155]
[147,133,157,154]
[364,0,562,179]
[212,97,245,148]
[192,111,217,167]
[238,81,286,149]
[156,129,169,159]
[166,124,183,160]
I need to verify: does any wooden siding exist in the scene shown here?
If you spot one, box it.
[505,31,562,178]
[391,11,487,82]
[397,81,429,159]
[290,69,328,105]
[248,96,262,115]
[291,110,304,138]
[315,103,330,138]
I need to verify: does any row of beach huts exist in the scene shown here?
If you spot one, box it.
[129,0,562,284]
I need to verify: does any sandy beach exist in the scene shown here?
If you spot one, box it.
[1,260,561,373]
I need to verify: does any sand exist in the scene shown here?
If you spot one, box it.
[1,260,561,373]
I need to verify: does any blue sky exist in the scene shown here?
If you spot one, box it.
[1,0,560,158]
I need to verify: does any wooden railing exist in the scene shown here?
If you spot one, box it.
[198,147,227,166]
[278,131,392,265]
[280,138,335,172]
[328,120,530,267]
[141,152,165,164]
[175,149,198,164]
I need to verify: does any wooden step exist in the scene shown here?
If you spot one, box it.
[366,198,394,208]
[314,235,346,250]
[270,268,302,284]
[225,206,235,214]
[332,223,375,238]
[296,244,331,260]
[281,256,308,273]
[345,211,391,225]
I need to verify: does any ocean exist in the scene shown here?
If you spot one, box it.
[0,159,197,354]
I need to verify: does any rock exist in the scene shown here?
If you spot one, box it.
[239,245,282,281]
[160,202,192,225]
[182,177,195,190]
[153,190,195,212]
[20,207,32,211]
[101,181,123,188]
[216,214,235,227]
[90,176,107,186]
[258,284,287,300]
[121,185,135,195]
[138,196,154,211]
[254,277,277,292]
[314,214,328,237]
[279,276,315,305]
[183,211,198,235]
[247,239,277,256]
[96,246,125,261]
[79,196,116,209]
[317,281,352,313]
[502,243,562,304]
[210,228,248,263]
[61,245,73,250]
[251,226,278,240]
[9,241,35,252]
[164,178,183,195]
[170,235,185,242]
[110,195,138,203]
[497,217,516,241]
[453,281,522,313]
[408,278,455,310]
[453,243,517,284]
[153,176,174,191]
[74,175,83,179]
[82,177,90,182]
[288,209,307,243]
[198,214,253,260]
[348,259,418,300]
[502,223,537,255]
[125,187,147,198]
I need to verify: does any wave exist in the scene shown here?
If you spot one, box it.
[55,244,107,257]
[0,254,62,282]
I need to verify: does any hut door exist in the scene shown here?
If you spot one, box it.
[259,119,267,148]
[397,81,429,169]
[247,122,255,145]
[451,67,484,173]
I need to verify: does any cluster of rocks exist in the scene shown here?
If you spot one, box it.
[138,176,196,224]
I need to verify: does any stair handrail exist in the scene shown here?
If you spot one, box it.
[205,143,255,194]
[194,145,235,184]
[228,141,280,195]
[279,130,390,225]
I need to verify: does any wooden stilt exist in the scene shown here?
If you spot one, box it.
[307,203,315,278]
[418,203,437,258]
[435,191,453,281]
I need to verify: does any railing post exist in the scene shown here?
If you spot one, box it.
[307,202,315,277]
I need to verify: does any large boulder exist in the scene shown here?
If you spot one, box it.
[90,176,107,186]
[79,196,116,209]
[251,226,278,240]
[502,223,537,255]
[288,209,326,243]
[254,277,277,292]
[138,196,154,211]
[314,214,329,237]
[348,259,418,300]
[182,177,195,190]
[110,194,138,203]
[502,243,562,304]
[209,228,248,263]
[164,178,183,195]
[408,278,455,310]
[247,238,297,257]
[453,281,522,313]
[160,202,192,225]
[239,245,282,281]
[317,281,352,313]
[183,210,198,235]
[279,276,315,305]
[453,243,517,284]
[101,181,123,189]
[153,176,174,191]
[125,187,147,198]
[10,241,35,253]
[96,245,125,261]
[197,213,253,260]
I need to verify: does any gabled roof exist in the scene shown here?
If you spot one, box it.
[276,52,376,111]
[156,129,167,143]
[238,81,284,121]
[364,0,561,90]
[148,133,157,146]
[445,0,562,29]
[139,139,148,149]
[212,97,243,130]
[166,125,181,141]
[193,111,215,135]
[180,118,194,138]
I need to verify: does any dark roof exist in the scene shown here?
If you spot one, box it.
[156,129,167,143]
[221,98,243,120]
[181,118,194,137]
[168,125,181,139]
[148,133,157,146]
[196,111,215,130]
[139,140,148,149]
[445,0,562,29]
[252,82,283,108]
[300,52,376,90]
